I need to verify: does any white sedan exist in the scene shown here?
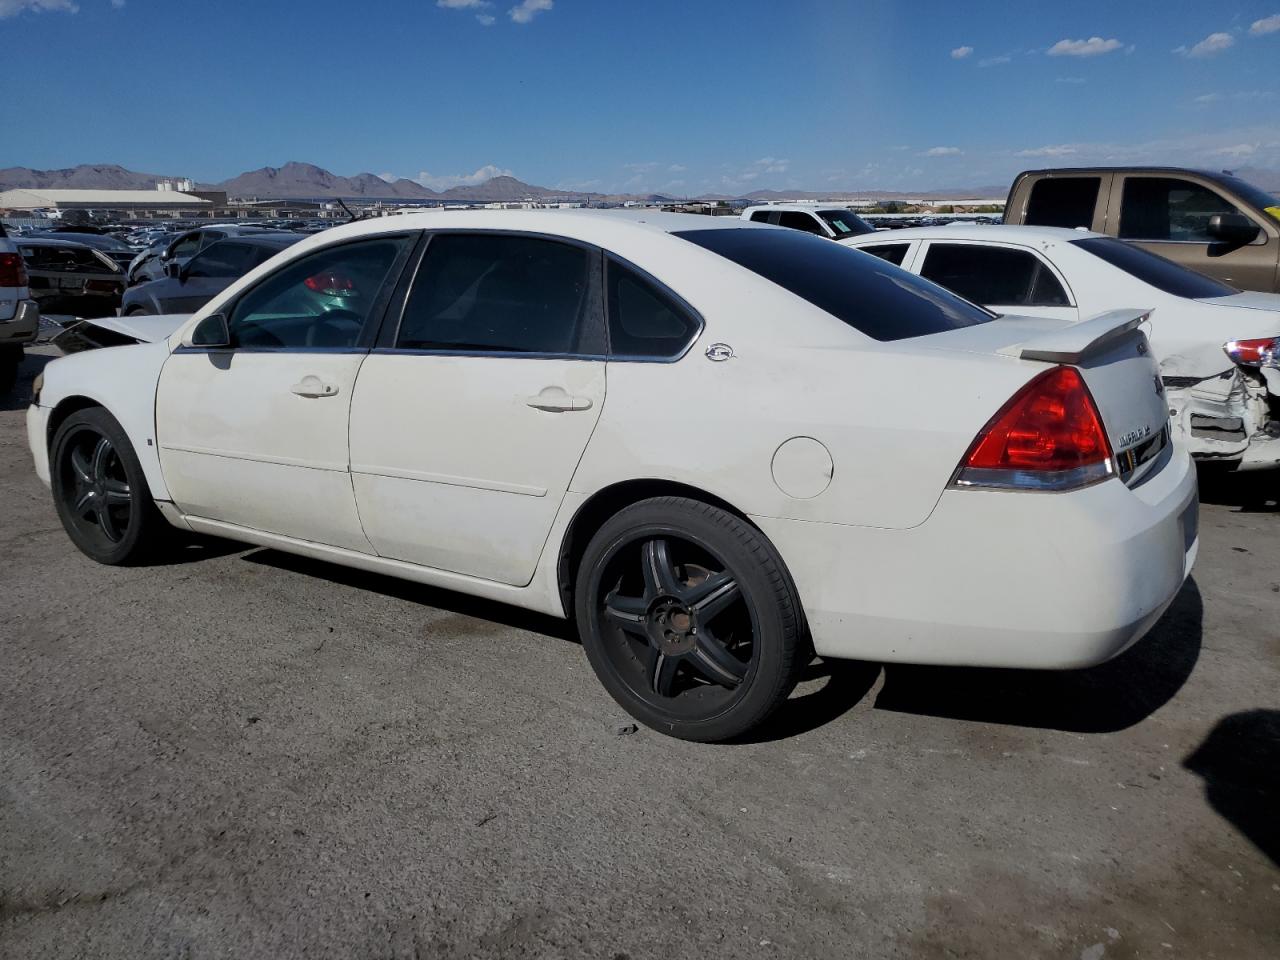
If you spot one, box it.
[26,211,1196,741]
[840,224,1280,470]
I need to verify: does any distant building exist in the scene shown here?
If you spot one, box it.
[0,187,212,216]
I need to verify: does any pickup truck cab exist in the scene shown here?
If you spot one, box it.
[0,226,41,394]
[740,203,874,240]
[1005,167,1280,292]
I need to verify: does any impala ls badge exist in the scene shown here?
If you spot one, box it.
[705,342,734,362]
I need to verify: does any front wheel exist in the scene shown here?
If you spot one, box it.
[575,497,807,742]
[50,407,167,565]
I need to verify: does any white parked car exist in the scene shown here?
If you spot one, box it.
[840,225,1280,470]
[26,212,1196,741]
[740,203,875,240]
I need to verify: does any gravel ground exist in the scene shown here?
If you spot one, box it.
[2,346,1278,960]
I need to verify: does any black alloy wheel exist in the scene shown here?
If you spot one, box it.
[576,497,806,742]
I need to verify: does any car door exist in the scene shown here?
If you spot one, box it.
[1109,173,1279,290]
[915,240,1079,321]
[348,231,606,586]
[155,233,416,550]
[155,241,255,313]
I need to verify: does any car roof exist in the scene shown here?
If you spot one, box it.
[841,223,1107,245]
[1014,165,1236,180]
[14,236,97,249]
[209,233,300,247]
[742,203,854,213]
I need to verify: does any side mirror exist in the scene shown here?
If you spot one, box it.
[165,261,182,279]
[1208,213,1261,246]
[189,312,230,348]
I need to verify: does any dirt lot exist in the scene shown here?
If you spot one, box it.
[2,347,1278,960]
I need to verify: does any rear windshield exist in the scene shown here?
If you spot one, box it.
[20,244,119,274]
[677,227,994,341]
[1071,237,1237,299]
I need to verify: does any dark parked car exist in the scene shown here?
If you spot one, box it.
[28,231,138,270]
[131,225,295,285]
[16,238,125,319]
[120,234,301,315]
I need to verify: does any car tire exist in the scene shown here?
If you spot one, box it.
[124,306,151,316]
[575,496,808,742]
[0,345,19,395]
[50,407,168,565]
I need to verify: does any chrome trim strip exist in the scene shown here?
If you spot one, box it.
[160,443,347,472]
[172,346,368,355]
[350,463,547,497]
[370,347,604,362]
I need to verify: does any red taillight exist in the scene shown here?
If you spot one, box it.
[0,252,28,287]
[1224,337,1279,367]
[304,271,356,296]
[953,366,1115,491]
[85,279,121,293]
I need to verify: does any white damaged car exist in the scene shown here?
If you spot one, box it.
[27,212,1197,741]
[841,225,1280,471]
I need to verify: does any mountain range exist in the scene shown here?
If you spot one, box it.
[3,161,1277,202]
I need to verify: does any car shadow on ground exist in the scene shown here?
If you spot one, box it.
[734,658,883,744]
[1184,709,1280,868]
[1196,464,1279,513]
[0,351,55,412]
[242,549,575,642]
[869,577,1204,734]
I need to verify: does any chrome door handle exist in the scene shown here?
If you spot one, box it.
[291,376,339,398]
[525,387,593,412]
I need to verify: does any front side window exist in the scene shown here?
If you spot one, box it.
[168,233,202,259]
[1024,177,1101,229]
[919,244,1069,307]
[677,227,994,342]
[1119,177,1243,242]
[226,236,409,349]
[606,259,700,359]
[396,233,599,355]
[776,211,827,236]
[185,242,256,279]
[856,243,909,266]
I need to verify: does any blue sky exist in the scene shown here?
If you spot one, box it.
[2,0,1278,194]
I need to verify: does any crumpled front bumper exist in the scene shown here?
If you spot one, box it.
[1165,366,1280,471]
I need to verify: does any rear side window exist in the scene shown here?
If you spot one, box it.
[397,233,600,356]
[1119,177,1243,242]
[606,258,701,359]
[919,244,1069,307]
[856,243,909,266]
[749,211,774,224]
[1072,237,1237,299]
[677,228,994,341]
[1024,177,1101,229]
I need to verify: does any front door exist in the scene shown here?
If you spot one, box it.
[156,234,414,550]
[349,231,606,586]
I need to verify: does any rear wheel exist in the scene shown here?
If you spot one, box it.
[50,407,167,564]
[575,497,806,742]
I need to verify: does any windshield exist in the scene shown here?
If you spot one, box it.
[677,227,994,341]
[1072,237,1238,299]
[1216,173,1280,221]
[818,210,874,237]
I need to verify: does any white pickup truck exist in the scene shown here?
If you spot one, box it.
[1,226,41,394]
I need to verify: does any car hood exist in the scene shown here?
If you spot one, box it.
[87,313,191,343]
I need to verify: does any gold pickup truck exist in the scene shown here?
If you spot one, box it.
[1004,167,1280,293]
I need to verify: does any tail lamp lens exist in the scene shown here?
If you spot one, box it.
[1223,337,1279,368]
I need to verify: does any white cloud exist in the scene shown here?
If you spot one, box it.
[1176,32,1234,58]
[437,0,489,7]
[476,13,494,25]
[921,146,962,157]
[508,0,551,24]
[410,164,515,191]
[110,0,124,7]
[1249,14,1280,36]
[1056,76,1086,84]
[1212,143,1258,158]
[1015,145,1077,158]
[950,45,973,59]
[978,54,1011,67]
[0,0,78,17]
[755,156,789,174]
[1048,36,1123,57]
[668,163,686,173]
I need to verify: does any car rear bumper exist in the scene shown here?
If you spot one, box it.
[0,300,40,346]
[27,402,51,486]
[753,446,1199,669]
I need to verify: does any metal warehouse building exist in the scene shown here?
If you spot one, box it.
[0,188,216,217]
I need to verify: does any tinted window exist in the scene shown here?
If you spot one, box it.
[606,259,700,359]
[169,233,201,259]
[185,241,256,278]
[857,243,909,266]
[1119,177,1242,242]
[397,233,598,355]
[776,211,827,236]
[749,211,773,224]
[20,245,116,274]
[1024,177,1100,228]
[819,210,874,237]
[920,244,1069,307]
[677,228,994,342]
[1072,237,1237,299]
[227,236,408,349]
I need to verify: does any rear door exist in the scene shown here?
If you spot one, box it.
[915,240,1079,321]
[348,231,606,586]
[1014,173,1113,231]
[1107,173,1279,290]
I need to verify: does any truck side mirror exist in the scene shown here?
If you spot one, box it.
[1207,213,1261,246]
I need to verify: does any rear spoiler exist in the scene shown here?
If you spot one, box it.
[997,309,1152,363]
